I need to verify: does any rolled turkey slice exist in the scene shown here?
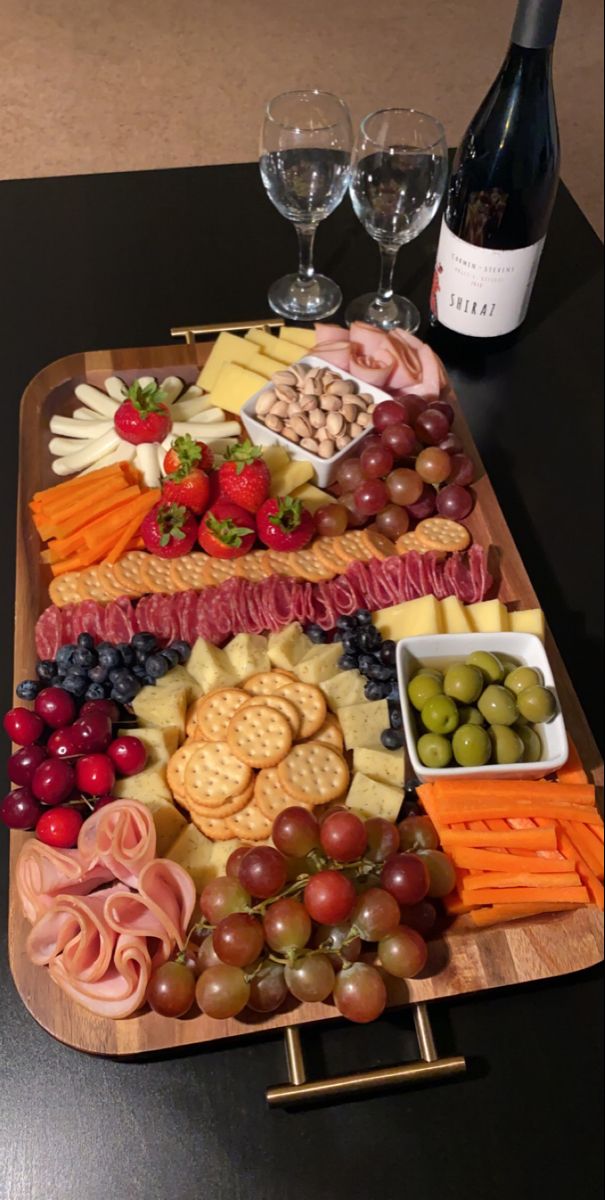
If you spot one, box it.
[48,931,151,1019]
[26,887,123,982]
[78,798,157,886]
[104,860,195,964]
[15,840,113,924]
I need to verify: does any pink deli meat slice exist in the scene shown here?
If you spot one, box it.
[104,860,195,966]
[313,323,350,347]
[35,606,63,659]
[326,574,358,617]
[104,599,134,644]
[468,544,492,601]
[177,589,199,643]
[77,798,157,887]
[48,930,152,1019]
[26,886,123,981]
[15,839,114,924]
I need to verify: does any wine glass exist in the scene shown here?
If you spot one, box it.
[260,90,352,321]
[346,108,448,333]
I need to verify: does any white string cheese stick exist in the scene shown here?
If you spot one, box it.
[49,436,93,456]
[188,407,224,424]
[134,444,161,488]
[76,443,135,476]
[51,430,120,475]
[72,407,100,420]
[170,420,240,439]
[104,376,128,401]
[49,415,111,439]
[157,375,184,405]
[74,383,119,418]
[170,394,214,422]
[135,376,156,390]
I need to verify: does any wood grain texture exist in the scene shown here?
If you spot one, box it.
[9,343,604,1057]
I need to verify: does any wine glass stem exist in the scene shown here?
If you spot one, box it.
[377,244,399,305]
[296,224,317,286]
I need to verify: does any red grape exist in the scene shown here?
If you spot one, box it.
[381,853,430,905]
[75,753,115,797]
[319,810,367,863]
[365,817,400,863]
[147,960,196,1017]
[36,805,83,848]
[272,806,320,858]
[314,504,348,537]
[415,447,451,485]
[360,443,394,479]
[197,933,223,971]
[333,962,387,1023]
[335,457,365,491]
[415,408,451,446]
[247,962,288,1013]
[429,399,455,426]
[339,492,366,528]
[389,394,426,425]
[398,815,439,852]
[375,504,410,540]
[351,887,400,940]
[373,400,410,432]
[32,759,75,805]
[439,432,464,455]
[238,846,287,899]
[284,953,336,1003]
[312,923,362,968]
[405,483,437,519]
[34,687,76,729]
[398,901,437,937]
[71,712,113,753]
[199,876,250,923]
[447,453,474,487]
[417,850,457,897]
[107,736,147,775]
[3,707,45,746]
[353,479,389,517]
[436,484,473,520]
[380,422,418,459]
[378,925,427,978]
[386,468,423,506]
[212,913,265,967]
[263,898,312,952]
[8,744,47,786]
[47,728,80,759]
[195,964,250,1018]
[226,845,250,880]
[304,870,356,925]
[0,786,42,829]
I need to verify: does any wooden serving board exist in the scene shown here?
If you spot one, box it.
[9,341,604,1057]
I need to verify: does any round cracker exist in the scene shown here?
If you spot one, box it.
[192,811,245,841]
[95,560,132,599]
[395,531,427,555]
[361,528,397,559]
[279,681,327,738]
[112,551,148,596]
[244,693,301,738]
[414,517,471,552]
[243,670,296,696]
[140,555,175,594]
[185,700,201,738]
[75,566,112,603]
[303,712,344,752]
[226,705,292,769]
[277,743,349,805]
[255,768,311,821]
[167,741,198,802]
[170,555,212,591]
[196,688,249,742]
[186,779,255,820]
[225,801,273,842]
[184,740,252,805]
[48,572,83,607]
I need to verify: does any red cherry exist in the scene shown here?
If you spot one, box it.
[93,795,116,811]
[36,806,83,848]
[107,736,147,776]
[32,759,75,805]
[71,712,113,753]
[47,727,81,759]
[8,744,47,786]
[34,687,77,729]
[3,707,45,746]
[80,698,120,723]
[75,754,116,796]
[0,787,43,830]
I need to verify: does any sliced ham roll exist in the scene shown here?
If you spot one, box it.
[26,886,124,982]
[15,840,113,924]
[48,931,152,1019]
[103,860,195,965]
[313,323,350,346]
[348,322,395,387]
[78,798,156,886]
[312,340,352,370]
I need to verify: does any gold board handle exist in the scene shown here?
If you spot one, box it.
[171,317,284,344]
[266,1003,466,1108]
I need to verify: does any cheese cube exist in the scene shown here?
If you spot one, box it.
[132,685,188,736]
[353,747,405,788]
[279,327,315,349]
[345,772,403,823]
[290,482,337,514]
[156,666,202,703]
[224,633,271,683]
[209,363,269,415]
[262,445,290,476]
[338,699,389,751]
[510,608,545,641]
[441,596,473,635]
[373,595,443,641]
[168,826,245,894]
[269,457,315,498]
[197,332,259,392]
[140,796,188,856]
[117,725,180,767]
[267,623,312,671]
[246,351,285,380]
[244,329,303,364]
[187,639,237,695]
[320,670,367,712]
[294,642,343,684]
[467,600,510,633]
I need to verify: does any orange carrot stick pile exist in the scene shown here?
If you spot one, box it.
[30,463,159,574]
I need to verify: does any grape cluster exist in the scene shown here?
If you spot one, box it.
[146,806,456,1025]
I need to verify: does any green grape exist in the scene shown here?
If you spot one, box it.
[333,962,387,1023]
[378,926,427,979]
[195,964,250,1019]
[284,953,336,1002]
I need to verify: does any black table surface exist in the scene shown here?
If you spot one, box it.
[0,164,602,1200]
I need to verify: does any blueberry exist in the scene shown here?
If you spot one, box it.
[85,683,107,701]
[77,633,95,651]
[335,615,356,632]
[358,626,382,652]
[136,647,150,665]
[381,727,404,751]
[338,654,358,671]
[380,640,397,668]
[145,654,169,679]
[56,644,76,667]
[365,663,393,682]
[389,705,403,730]
[132,664,147,679]
[116,643,135,666]
[306,624,327,644]
[341,634,359,655]
[142,675,155,687]
[355,609,373,625]
[88,664,109,684]
[365,680,390,701]
[98,646,121,670]
[161,648,180,670]
[50,675,64,687]
[74,647,96,669]
[132,632,159,654]
[63,674,88,697]
[36,659,56,682]
[16,679,40,701]
[109,668,125,685]
[169,640,191,663]
[358,654,377,673]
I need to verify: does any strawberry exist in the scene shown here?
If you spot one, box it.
[256,496,314,552]
[163,433,214,475]
[198,500,256,559]
[114,381,172,445]
[217,441,270,513]
[140,502,198,558]
[162,470,210,516]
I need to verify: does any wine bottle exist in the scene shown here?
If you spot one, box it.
[431,0,561,338]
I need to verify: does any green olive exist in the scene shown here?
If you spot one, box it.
[443,663,483,704]
[416,667,443,680]
[504,666,543,695]
[517,685,557,724]
[477,684,518,726]
[514,723,543,763]
[458,705,485,726]
[420,694,459,735]
[407,672,443,712]
[488,724,524,764]
[499,658,520,677]
[417,733,453,769]
[451,723,491,767]
[465,651,505,683]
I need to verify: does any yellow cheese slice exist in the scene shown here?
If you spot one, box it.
[509,608,545,641]
[269,458,315,497]
[209,363,269,415]
[246,351,285,380]
[131,685,188,736]
[244,329,304,365]
[156,666,202,703]
[441,596,473,634]
[223,632,271,683]
[467,599,510,633]
[139,796,187,857]
[293,642,344,684]
[290,482,337,513]
[320,670,367,712]
[262,444,290,475]
[267,623,312,671]
[338,699,389,751]
[166,824,242,892]
[353,748,405,788]
[187,639,237,694]
[373,595,443,641]
[279,326,315,349]
[197,332,259,392]
[345,772,403,823]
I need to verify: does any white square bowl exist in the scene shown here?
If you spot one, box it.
[396,632,568,781]
[240,354,391,488]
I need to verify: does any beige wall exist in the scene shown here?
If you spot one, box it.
[1,0,602,236]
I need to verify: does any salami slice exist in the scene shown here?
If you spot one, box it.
[61,604,76,647]
[366,560,394,609]
[176,590,198,643]
[378,556,406,605]
[311,581,336,630]
[72,600,104,641]
[104,600,134,644]
[35,606,63,660]
[344,561,372,608]
[327,574,358,616]
[468,545,492,601]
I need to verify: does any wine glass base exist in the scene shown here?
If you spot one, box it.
[268,274,342,322]
[345,292,421,333]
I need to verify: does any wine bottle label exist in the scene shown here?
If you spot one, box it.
[431,219,546,337]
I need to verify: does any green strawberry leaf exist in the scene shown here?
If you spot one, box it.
[127,380,167,417]
[268,495,303,532]
[156,502,189,546]
[206,511,253,548]
[167,434,202,480]
[224,439,263,476]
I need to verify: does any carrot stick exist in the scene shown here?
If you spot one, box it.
[435,801,601,825]
[51,484,142,540]
[103,511,148,565]
[590,824,605,843]
[459,885,589,906]
[463,871,581,892]
[49,552,90,575]
[442,893,473,916]
[441,828,558,851]
[41,479,130,528]
[558,831,604,911]
[432,780,596,806]
[557,736,589,785]
[81,489,160,547]
[562,822,604,880]
[450,847,577,874]
[470,903,581,928]
[31,463,126,505]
